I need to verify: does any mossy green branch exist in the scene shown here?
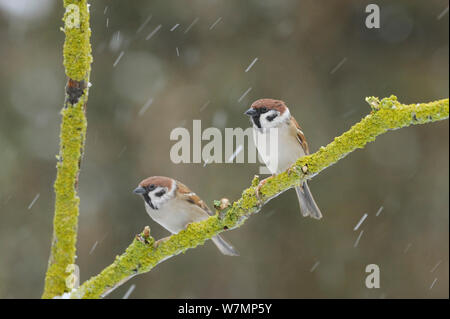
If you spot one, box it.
[71,96,448,299]
[62,0,92,81]
[42,0,92,299]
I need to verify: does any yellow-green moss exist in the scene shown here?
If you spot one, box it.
[62,0,92,81]
[42,0,92,299]
[72,96,448,299]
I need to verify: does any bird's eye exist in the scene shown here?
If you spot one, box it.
[155,189,166,197]
[147,184,156,191]
[260,107,268,113]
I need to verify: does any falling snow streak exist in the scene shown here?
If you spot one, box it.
[122,284,136,299]
[264,210,278,219]
[430,260,442,273]
[28,193,40,210]
[353,230,364,248]
[138,97,154,116]
[113,51,124,67]
[118,146,127,158]
[137,15,152,33]
[403,243,412,254]
[170,24,180,31]
[238,87,252,102]
[176,47,180,56]
[429,278,438,290]
[375,206,384,216]
[310,261,320,272]
[437,6,449,20]
[245,58,258,72]
[91,233,109,255]
[111,31,121,49]
[184,18,199,34]
[89,241,98,255]
[104,6,108,14]
[203,158,211,167]
[227,145,243,163]
[330,57,348,74]
[200,100,210,112]
[209,17,222,30]
[146,25,162,40]
[341,108,357,118]
[353,213,368,231]
[106,18,109,28]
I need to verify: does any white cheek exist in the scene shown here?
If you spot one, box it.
[260,111,284,128]
[149,184,176,209]
[148,188,165,208]
[259,112,272,127]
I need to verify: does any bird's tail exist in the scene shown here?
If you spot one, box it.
[211,235,239,256]
[295,181,322,219]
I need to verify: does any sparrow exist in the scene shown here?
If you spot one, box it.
[245,98,322,219]
[133,176,239,256]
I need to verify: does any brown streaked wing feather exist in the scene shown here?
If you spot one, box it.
[290,117,309,154]
[176,181,214,216]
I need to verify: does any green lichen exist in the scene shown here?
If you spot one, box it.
[42,0,92,299]
[71,96,448,299]
[42,98,88,299]
[62,0,92,81]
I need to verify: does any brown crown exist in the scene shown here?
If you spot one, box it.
[250,98,287,114]
[139,176,173,189]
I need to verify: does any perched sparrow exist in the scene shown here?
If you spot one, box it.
[133,176,239,256]
[245,98,322,219]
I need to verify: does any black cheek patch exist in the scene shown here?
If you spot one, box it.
[252,115,262,128]
[267,114,277,122]
[155,190,166,197]
[143,194,155,209]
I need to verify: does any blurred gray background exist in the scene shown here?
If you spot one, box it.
[0,0,448,298]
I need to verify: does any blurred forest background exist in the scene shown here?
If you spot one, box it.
[0,0,448,298]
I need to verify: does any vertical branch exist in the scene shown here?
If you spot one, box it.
[42,0,92,299]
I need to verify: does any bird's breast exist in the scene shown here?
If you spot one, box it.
[145,199,209,234]
[253,126,305,174]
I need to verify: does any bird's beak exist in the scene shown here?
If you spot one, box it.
[244,108,257,116]
[133,186,146,194]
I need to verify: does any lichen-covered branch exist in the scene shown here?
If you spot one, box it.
[42,0,92,299]
[71,96,448,299]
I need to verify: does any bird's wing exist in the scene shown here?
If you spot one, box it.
[290,116,310,155]
[176,181,214,216]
